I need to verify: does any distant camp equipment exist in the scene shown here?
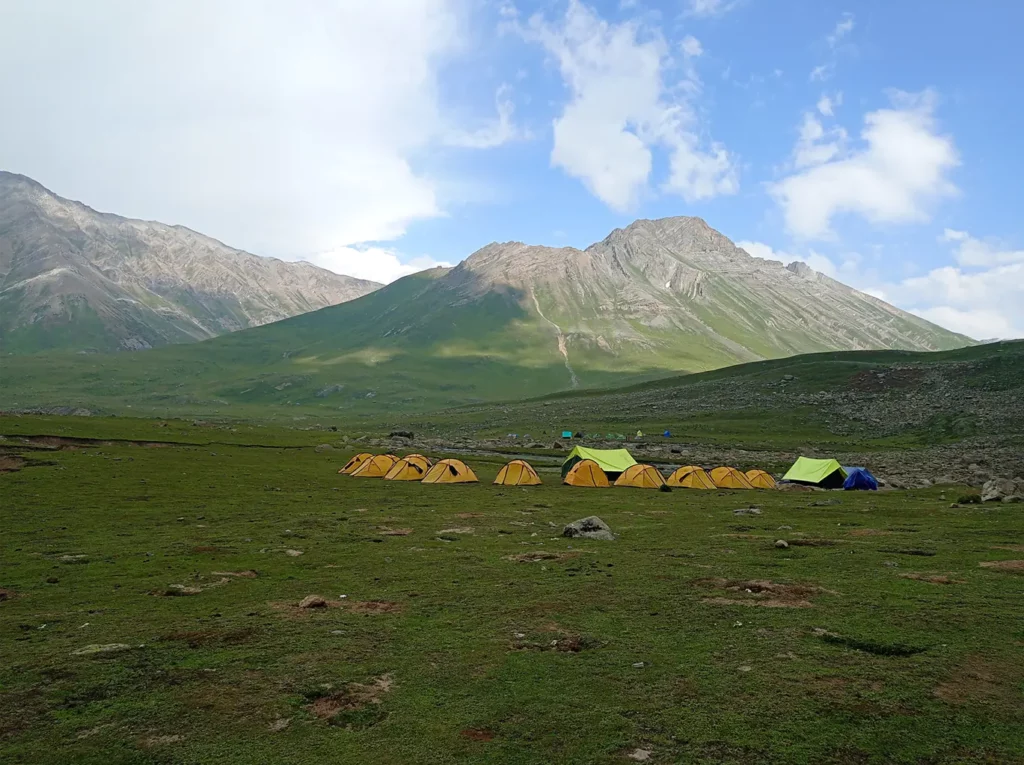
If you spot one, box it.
[782,457,847,489]
[843,467,879,491]
[494,460,542,486]
[350,454,398,478]
[636,430,643,439]
[384,454,432,481]
[745,469,777,489]
[561,446,637,481]
[663,430,671,438]
[666,466,717,489]
[561,431,573,439]
[338,452,373,475]
[563,459,610,488]
[710,466,756,489]
[421,458,478,484]
[574,431,583,439]
[614,464,667,489]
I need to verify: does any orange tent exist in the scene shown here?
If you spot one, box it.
[745,469,777,489]
[384,455,432,481]
[338,452,373,475]
[494,460,542,486]
[350,454,398,478]
[614,464,666,488]
[563,459,609,488]
[422,458,478,484]
[710,466,755,489]
[666,465,717,489]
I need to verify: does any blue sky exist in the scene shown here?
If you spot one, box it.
[2,0,1022,338]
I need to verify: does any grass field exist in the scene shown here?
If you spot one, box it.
[2,432,1023,764]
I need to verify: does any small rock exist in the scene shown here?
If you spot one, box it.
[73,643,132,656]
[777,525,792,530]
[298,595,328,609]
[733,507,762,516]
[284,549,303,557]
[632,662,645,668]
[627,749,653,762]
[563,516,615,541]
[314,444,333,453]
[269,718,291,732]
[981,477,1021,503]
[46,577,59,584]
[774,539,789,549]
[738,665,753,672]
[883,561,899,568]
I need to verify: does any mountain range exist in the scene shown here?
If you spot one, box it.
[0,172,380,353]
[0,179,973,416]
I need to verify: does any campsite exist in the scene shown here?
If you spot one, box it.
[2,409,1023,764]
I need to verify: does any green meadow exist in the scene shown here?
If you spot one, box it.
[2,429,1022,764]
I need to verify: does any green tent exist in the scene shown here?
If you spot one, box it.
[561,446,637,479]
[782,457,847,489]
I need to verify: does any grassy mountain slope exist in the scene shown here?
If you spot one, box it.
[1,217,975,418]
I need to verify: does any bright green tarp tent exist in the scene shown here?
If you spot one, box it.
[782,457,847,488]
[561,446,637,479]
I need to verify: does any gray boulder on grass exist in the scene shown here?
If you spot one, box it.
[563,516,615,541]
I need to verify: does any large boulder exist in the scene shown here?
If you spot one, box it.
[563,516,615,541]
[981,477,1023,503]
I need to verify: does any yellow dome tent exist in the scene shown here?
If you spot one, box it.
[710,466,756,489]
[666,465,717,489]
[614,464,666,489]
[494,459,542,486]
[563,459,609,488]
[350,454,398,478]
[384,454,432,481]
[338,452,373,475]
[745,469,777,489]
[422,458,478,484]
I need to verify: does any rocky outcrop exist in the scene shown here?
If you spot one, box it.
[0,172,381,353]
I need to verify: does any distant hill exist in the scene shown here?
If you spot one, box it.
[0,217,974,418]
[0,172,380,353]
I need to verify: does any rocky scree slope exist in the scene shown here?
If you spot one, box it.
[0,172,380,353]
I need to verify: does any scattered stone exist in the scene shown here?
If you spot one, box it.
[163,585,202,596]
[981,477,1024,503]
[284,549,303,557]
[563,516,615,541]
[632,662,645,668]
[733,507,762,516]
[72,643,132,656]
[314,444,333,453]
[59,554,89,564]
[212,570,258,578]
[774,540,789,549]
[437,527,474,535]
[883,561,899,568]
[627,749,653,762]
[389,430,414,439]
[299,595,328,609]
[738,665,753,672]
[269,718,291,732]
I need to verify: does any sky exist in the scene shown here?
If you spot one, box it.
[2,0,1022,339]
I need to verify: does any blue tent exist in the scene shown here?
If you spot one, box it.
[843,467,878,491]
[663,430,671,437]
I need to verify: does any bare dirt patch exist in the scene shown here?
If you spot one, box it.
[307,674,393,722]
[979,560,1024,572]
[347,600,402,615]
[0,455,26,472]
[212,570,258,578]
[380,528,413,536]
[460,728,496,742]
[900,573,964,585]
[0,588,15,602]
[457,512,485,519]
[935,656,1022,705]
[695,578,834,608]
[847,529,893,537]
[506,551,576,563]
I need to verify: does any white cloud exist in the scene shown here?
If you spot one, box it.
[827,13,855,48]
[685,0,737,18]
[680,35,703,58]
[525,0,737,210]
[445,84,530,149]
[940,229,1024,267]
[770,91,959,239]
[0,1,498,266]
[793,113,847,168]
[816,91,841,117]
[300,247,452,285]
[809,64,832,82]
[900,263,1024,339]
